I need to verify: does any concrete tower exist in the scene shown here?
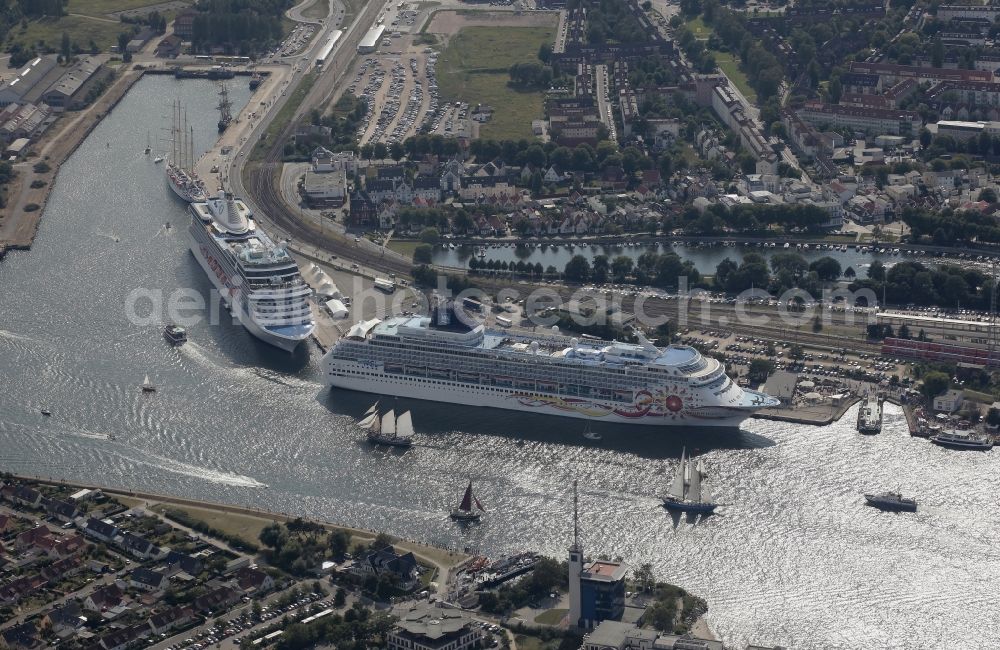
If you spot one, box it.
[567,480,583,629]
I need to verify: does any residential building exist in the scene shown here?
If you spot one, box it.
[147,606,194,635]
[81,517,119,543]
[43,601,87,638]
[937,4,1000,22]
[44,498,80,523]
[173,10,198,39]
[848,61,992,85]
[84,584,125,613]
[387,604,481,650]
[120,532,161,561]
[129,567,167,592]
[350,545,419,588]
[192,586,239,614]
[796,102,921,136]
[235,567,274,594]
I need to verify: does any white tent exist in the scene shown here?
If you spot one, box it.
[325,299,349,319]
[316,281,341,298]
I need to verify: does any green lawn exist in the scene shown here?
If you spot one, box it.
[302,0,329,20]
[684,16,757,104]
[67,0,162,17]
[8,14,125,52]
[436,25,555,141]
[387,240,421,258]
[150,503,267,549]
[712,50,757,103]
[533,608,568,625]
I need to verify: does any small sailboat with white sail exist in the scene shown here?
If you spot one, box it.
[450,481,485,521]
[140,374,156,393]
[359,402,414,448]
[662,448,716,514]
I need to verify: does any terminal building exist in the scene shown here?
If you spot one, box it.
[358,24,385,54]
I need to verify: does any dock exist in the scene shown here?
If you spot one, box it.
[755,395,860,426]
[192,65,289,196]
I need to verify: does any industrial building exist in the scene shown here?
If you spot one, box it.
[358,25,385,54]
[0,56,58,108]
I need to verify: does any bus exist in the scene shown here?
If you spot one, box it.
[373,278,395,293]
[462,297,484,312]
[496,316,512,328]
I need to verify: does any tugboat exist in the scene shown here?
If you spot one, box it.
[857,392,882,434]
[930,430,994,451]
[140,374,156,393]
[662,448,717,514]
[163,324,188,346]
[865,491,917,512]
[450,481,485,521]
[358,402,414,448]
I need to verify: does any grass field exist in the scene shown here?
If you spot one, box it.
[150,503,268,548]
[302,0,329,20]
[712,51,756,103]
[9,14,124,52]
[387,240,421,258]
[683,17,757,104]
[436,26,554,141]
[533,608,568,625]
[67,0,160,16]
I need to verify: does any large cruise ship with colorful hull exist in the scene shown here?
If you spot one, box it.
[322,303,778,427]
[187,191,314,352]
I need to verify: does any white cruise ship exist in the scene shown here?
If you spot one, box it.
[187,191,314,351]
[322,302,779,427]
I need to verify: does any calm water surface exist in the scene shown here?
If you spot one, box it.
[1,76,998,649]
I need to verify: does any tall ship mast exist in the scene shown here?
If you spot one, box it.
[322,299,779,428]
[186,190,314,351]
[165,100,207,203]
[217,82,233,133]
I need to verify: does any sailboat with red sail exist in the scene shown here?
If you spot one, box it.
[450,481,485,521]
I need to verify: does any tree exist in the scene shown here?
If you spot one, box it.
[920,371,950,401]
[611,256,634,282]
[749,359,775,380]
[592,255,609,283]
[333,587,347,608]
[538,42,552,63]
[919,128,932,149]
[828,77,842,104]
[978,187,998,203]
[259,522,286,550]
[419,228,440,245]
[413,244,433,264]
[844,266,856,279]
[563,255,591,282]
[61,31,71,61]
[809,256,842,281]
[117,32,132,62]
[867,260,886,281]
[812,315,823,333]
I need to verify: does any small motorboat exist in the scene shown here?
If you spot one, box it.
[164,324,187,345]
[583,423,602,441]
[153,156,164,164]
[141,374,156,393]
[40,409,51,416]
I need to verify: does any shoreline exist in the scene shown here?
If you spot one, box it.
[0,68,144,259]
[2,472,469,577]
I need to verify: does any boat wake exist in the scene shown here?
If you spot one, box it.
[117,449,268,488]
[0,328,38,343]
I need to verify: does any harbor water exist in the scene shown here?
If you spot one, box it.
[1,76,999,649]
